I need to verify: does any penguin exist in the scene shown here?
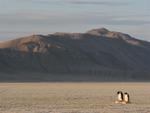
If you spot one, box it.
[115,91,123,103]
[124,92,130,103]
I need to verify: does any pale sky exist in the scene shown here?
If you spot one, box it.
[0,0,150,41]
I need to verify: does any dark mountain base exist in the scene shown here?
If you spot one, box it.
[0,71,149,82]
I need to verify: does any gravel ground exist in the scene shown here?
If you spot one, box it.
[0,82,150,113]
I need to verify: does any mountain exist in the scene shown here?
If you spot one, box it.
[0,28,150,82]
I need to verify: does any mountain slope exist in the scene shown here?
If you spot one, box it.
[0,28,150,81]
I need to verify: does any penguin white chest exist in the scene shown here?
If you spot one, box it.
[124,94,129,102]
[118,93,123,101]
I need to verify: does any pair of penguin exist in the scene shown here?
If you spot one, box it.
[116,91,130,104]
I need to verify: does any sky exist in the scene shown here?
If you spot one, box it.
[0,0,150,41]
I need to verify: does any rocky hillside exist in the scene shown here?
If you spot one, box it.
[0,28,150,81]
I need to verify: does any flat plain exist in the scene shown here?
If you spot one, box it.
[0,82,150,113]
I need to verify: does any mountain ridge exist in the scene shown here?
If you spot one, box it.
[0,28,150,81]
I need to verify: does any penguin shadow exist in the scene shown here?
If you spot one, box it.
[115,91,130,104]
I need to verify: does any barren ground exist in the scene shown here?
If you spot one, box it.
[0,82,150,113]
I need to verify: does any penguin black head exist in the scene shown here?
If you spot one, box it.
[117,91,122,94]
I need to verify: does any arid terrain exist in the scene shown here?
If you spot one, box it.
[0,83,150,113]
